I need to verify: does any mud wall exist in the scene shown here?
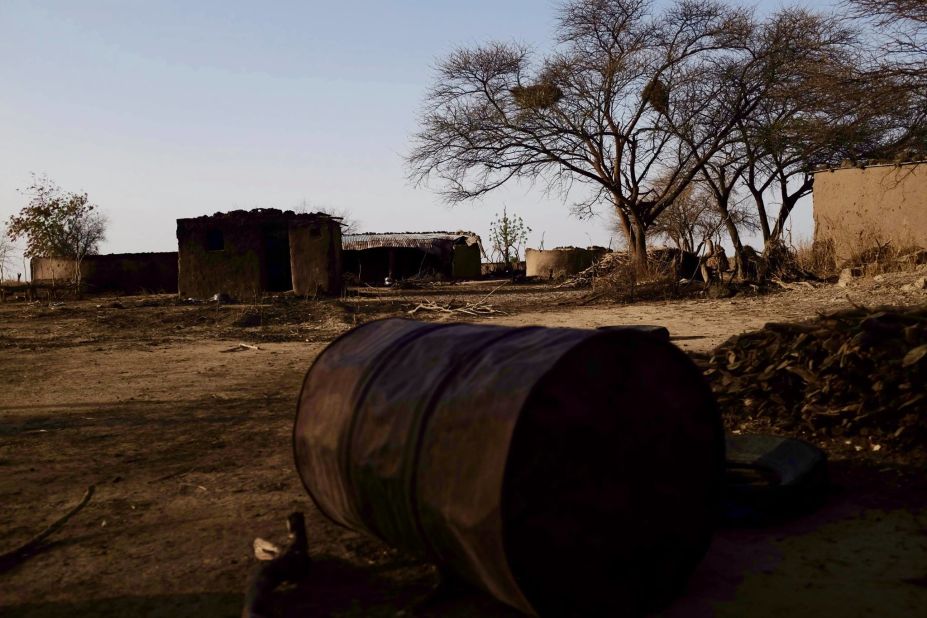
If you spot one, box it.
[814,163,927,262]
[290,220,343,295]
[31,253,178,293]
[526,248,608,279]
[451,244,481,279]
[177,221,268,300]
[31,257,75,283]
[85,253,177,293]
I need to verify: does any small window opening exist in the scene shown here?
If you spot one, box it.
[206,228,224,251]
[309,226,321,237]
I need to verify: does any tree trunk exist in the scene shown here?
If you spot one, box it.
[629,219,648,270]
[749,186,771,243]
[744,165,772,243]
[722,214,749,279]
[612,198,648,269]
[74,257,83,299]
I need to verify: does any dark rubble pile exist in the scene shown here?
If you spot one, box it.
[704,306,927,453]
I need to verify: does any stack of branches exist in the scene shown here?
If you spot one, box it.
[704,306,927,453]
[555,249,698,289]
[554,252,628,289]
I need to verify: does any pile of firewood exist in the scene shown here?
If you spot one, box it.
[704,306,927,452]
[555,249,699,289]
[554,252,629,288]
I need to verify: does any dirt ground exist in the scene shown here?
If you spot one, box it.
[2,274,926,617]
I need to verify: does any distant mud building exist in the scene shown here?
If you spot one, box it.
[176,209,342,299]
[814,162,927,262]
[342,232,482,284]
[526,247,609,279]
[31,252,178,294]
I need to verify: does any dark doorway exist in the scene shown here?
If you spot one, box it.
[264,227,292,292]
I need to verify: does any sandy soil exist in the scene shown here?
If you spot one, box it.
[2,274,926,617]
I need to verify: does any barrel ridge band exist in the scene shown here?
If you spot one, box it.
[342,320,451,540]
[293,318,385,527]
[404,325,542,567]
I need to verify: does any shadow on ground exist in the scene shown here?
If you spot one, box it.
[2,593,241,618]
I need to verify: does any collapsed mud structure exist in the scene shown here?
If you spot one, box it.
[176,209,342,300]
[342,232,482,284]
[30,252,178,294]
[525,246,609,279]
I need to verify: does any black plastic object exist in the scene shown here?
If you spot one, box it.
[293,318,724,616]
[723,433,828,524]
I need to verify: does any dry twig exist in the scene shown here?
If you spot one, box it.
[407,300,507,317]
[0,485,95,572]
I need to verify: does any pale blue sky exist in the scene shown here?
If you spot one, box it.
[0,1,830,267]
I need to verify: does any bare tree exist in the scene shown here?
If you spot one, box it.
[409,0,759,267]
[646,179,718,253]
[733,8,879,250]
[847,0,927,156]
[7,175,107,289]
[848,1,927,65]
[697,144,760,275]
[0,228,16,283]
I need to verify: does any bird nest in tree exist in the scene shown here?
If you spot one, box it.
[510,83,563,110]
[642,78,669,115]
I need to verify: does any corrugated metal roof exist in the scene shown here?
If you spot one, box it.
[342,232,482,252]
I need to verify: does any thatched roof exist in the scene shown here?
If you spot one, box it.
[343,232,482,254]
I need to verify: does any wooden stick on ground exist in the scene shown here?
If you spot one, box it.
[0,485,95,572]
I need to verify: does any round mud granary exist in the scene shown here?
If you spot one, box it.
[526,247,608,279]
[293,319,723,616]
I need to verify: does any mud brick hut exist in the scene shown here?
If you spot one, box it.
[176,209,342,300]
[814,161,927,262]
[342,232,482,284]
[526,246,609,279]
[31,252,178,294]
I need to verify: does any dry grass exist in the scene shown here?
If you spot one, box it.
[815,213,926,275]
[792,239,838,277]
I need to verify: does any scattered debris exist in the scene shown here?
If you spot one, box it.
[234,308,263,327]
[837,267,863,288]
[253,538,282,561]
[771,277,816,291]
[704,306,927,454]
[221,343,262,353]
[408,281,509,317]
[407,300,507,317]
[900,277,927,292]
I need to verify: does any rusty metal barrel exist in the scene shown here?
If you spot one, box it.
[293,318,723,616]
